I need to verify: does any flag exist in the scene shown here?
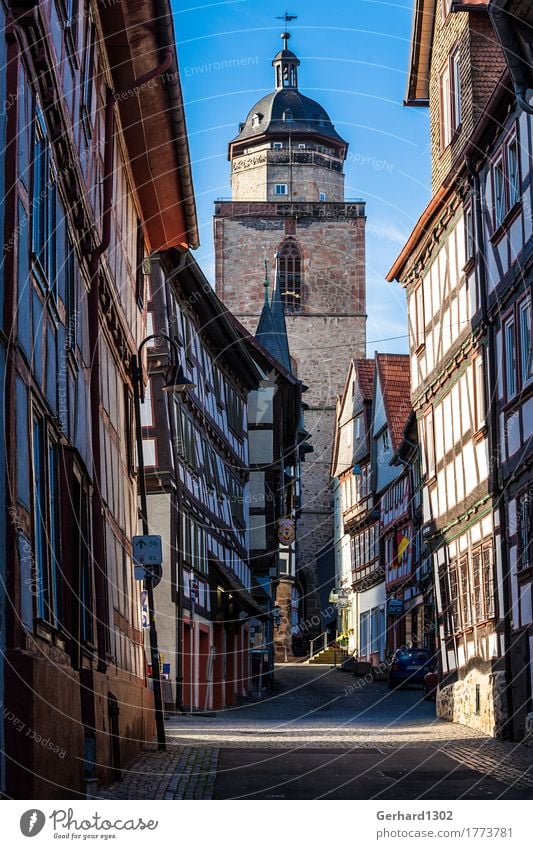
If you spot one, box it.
[396,530,410,561]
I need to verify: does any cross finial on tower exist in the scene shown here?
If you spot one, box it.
[275,12,297,49]
[263,258,270,304]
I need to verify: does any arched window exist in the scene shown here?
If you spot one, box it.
[278,239,302,312]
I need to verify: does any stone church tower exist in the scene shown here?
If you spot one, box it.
[214,32,366,631]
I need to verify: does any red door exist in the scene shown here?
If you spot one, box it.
[212,624,224,710]
[198,628,210,711]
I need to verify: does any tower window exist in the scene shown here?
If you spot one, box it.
[275,183,288,196]
[278,238,302,312]
[251,112,262,127]
[272,142,283,149]
[283,110,294,123]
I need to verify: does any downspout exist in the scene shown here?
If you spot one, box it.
[163,258,186,711]
[465,154,514,739]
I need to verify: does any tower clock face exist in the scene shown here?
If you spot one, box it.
[278,518,296,544]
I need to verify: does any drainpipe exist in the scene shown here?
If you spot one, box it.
[465,155,514,739]
[163,259,185,711]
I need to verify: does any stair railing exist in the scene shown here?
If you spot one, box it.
[309,631,328,659]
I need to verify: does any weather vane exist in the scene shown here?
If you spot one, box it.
[275,12,298,26]
[275,12,298,49]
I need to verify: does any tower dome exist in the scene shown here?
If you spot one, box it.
[228,32,348,202]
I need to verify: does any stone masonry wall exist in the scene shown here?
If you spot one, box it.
[215,205,366,631]
[437,668,508,737]
[429,9,505,192]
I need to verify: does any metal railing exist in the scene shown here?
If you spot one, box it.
[309,631,329,659]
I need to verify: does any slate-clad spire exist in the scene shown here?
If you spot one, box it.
[270,253,292,373]
[255,257,292,374]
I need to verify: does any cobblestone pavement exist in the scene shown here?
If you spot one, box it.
[98,745,219,800]
[100,665,533,799]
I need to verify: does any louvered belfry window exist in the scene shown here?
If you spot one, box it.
[278,239,302,312]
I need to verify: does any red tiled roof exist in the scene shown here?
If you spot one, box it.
[354,359,375,401]
[376,354,411,453]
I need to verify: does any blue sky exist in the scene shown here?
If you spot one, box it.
[172,0,430,354]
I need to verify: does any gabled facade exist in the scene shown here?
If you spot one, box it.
[387,0,529,737]
[1,0,197,797]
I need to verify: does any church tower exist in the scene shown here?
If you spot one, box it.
[214,31,366,628]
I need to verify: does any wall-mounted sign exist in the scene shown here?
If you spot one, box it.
[278,518,296,545]
[388,598,403,615]
[132,534,162,566]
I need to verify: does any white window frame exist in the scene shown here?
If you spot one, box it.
[274,183,288,196]
[319,191,327,202]
[519,297,532,387]
[504,315,517,400]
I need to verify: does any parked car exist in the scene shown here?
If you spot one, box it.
[388,648,433,689]
[423,668,438,700]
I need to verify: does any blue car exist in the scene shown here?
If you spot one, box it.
[388,648,433,689]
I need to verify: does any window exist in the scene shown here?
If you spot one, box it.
[251,113,261,127]
[439,568,451,636]
[72,472,93,644]
[297,143,306,150]
[519,298,532,386]
[80,7,96,137]
[459,555,471,627]
[423,409,435,478]
[439,50,461,150]
[319,191,327,202]
[176,406,198,472]
[32,417,61,625]
[473,353,485,431]
[65,237,78,352]
[504,316,517,399]
[278,238,302,312]
[381,428,390,453]
[451,50,462,131]
[448,562,461,633]
[493,158,505,229]
[517,492,533,572]
[472,543,495,622]
[507,137,520,208]
[226,381,244,436]
[275,183,288,196]
[360,610,370,656]
[414,283,425,350]
[227,474,245,528]
[135,219,146,309]
[465,205,474,260]
[355,416,361,440]
[32,109,56,288]
[272,142,283,149]
[283,109,294,122]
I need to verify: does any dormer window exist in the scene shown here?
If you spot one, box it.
[272,142,283,149]
[283,110,294,123]
[251,112,262,128]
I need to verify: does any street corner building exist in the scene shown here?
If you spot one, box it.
[213,30,367,634]
[387,1,533,739]
[0,0,198,797]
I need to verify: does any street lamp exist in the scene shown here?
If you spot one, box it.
[131,332,195,751]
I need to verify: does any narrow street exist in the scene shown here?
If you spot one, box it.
[100,666,533,801]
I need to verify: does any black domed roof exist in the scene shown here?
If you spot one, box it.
[232,89,347,147]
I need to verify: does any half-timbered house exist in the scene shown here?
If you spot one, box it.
[387,0,512,736]
[145,251,262,712]
[1,0,198,797]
